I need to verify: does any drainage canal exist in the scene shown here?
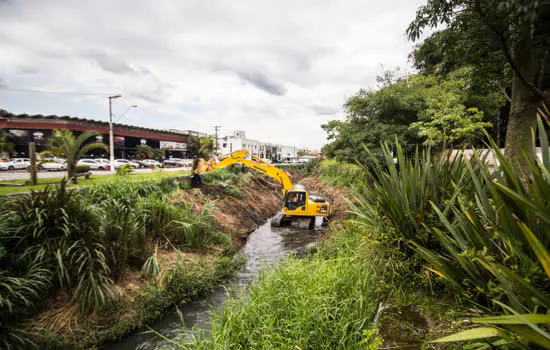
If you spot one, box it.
[104,217,324,350]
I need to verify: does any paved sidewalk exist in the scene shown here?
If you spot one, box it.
[0,167,189,181]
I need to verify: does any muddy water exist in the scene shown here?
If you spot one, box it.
[103,218,323,350]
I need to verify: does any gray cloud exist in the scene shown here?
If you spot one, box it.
[87,51,136,75]
[311,105,338,116]
[0,0,425,149]
[234,70,287,96]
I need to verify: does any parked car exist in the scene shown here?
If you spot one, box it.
[114,159,139,169]
[95,158,111,169]
[163,158,184,167]
[41,161,67,171]
[181,159,194,167]
[141,159,163,168]
[76,159,104,170]
[0,158,31,170]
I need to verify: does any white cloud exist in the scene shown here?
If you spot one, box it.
[0,0,426,150]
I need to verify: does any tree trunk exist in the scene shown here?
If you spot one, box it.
[68,163,77,184]
[504,26,538,178]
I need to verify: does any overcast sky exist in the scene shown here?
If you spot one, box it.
[0,0,426,150]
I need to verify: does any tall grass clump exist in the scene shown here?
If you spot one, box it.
[348,142,474,288]
[349,116,550,347]
[201,168,238,184]
[319,159,363,188]
[1,177,232,347]
[0,182,116,346]
[180,228,379,349]
[413,118,550,347]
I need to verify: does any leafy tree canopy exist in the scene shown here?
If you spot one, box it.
[322,68,500,163]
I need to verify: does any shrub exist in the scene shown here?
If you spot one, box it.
[115,164,134,176]
[0,184,115,317]
[348,142,473,270]
[413,119,550,347]
[319,158,363,188]
[75,165,90,173]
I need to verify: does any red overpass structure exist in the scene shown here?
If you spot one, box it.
[0,109,191,159]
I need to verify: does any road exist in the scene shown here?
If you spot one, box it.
[0,167,189,181]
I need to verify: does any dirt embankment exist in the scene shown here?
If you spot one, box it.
[171,174,284,248]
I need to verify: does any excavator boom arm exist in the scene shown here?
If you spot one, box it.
[193,150,293,195]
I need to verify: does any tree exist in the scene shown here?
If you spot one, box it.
[47,129,107,183]
[136,144,153,159]
[187,135,214,159]
[152,147,165,161]
[0,130,14,157]
[407,0,550,175]
[410,103,490,147]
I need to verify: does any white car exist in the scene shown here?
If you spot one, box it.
[181,159,194,167]
[114,159,139,169]
[0,158,31,170]
[41,161,67,171]
[95,158,111,169]
[141,159,162,168]
[76,159,104,170]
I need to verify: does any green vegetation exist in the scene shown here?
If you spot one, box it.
[318,159,362,188]
[321,68,503,164]
[180,226,380,349]
[136,144,165,161]
[178,118,550,348]
[323,1,549,178]
[47,129,107,184]
[0,130,14,157]
[0,178,232,348]
[351,120,550,347]
[0,169,190,195]
[407,0,550,176]
[187,135,215,159]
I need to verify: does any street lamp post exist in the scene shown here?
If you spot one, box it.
[108,94,122,173]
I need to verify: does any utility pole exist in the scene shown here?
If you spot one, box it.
[214,125,221,156]
[108,94,122,173]
[29,142,37,186]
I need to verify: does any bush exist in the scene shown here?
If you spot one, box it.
[75,165,90,173]
[319,159,363,188]
[348,142,473,274]
[115,164,134,176]
[0,184,115,319]
[411,120,550,346]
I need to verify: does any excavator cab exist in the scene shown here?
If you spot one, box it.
[284,190,308,212]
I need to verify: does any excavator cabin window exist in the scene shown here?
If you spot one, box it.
[285,192,306,211]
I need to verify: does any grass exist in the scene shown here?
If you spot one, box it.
[0,174,236,348]
[0,169,190,195]
[177,227,381,349]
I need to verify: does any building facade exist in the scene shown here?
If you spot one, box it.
[0,109,198,159]
[218,130,297,161]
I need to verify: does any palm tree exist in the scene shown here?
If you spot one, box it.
[0,130,14,157]
[47,129,107,183]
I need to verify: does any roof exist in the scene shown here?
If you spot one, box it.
[0,109,190,138]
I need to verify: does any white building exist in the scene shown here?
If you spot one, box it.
[218,130,296,161]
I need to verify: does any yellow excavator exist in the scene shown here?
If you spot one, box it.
[191,150,331,227]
